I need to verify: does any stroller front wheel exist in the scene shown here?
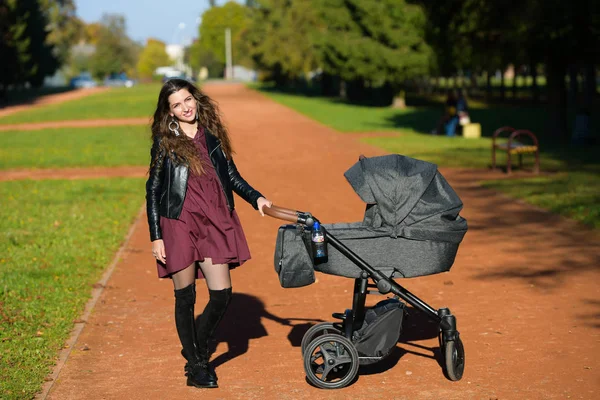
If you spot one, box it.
[443,337,465,381]
[300,322,342,357]
[303,334,359,389]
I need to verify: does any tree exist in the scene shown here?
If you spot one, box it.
[39,0,81,65]
[418,0,599,141]
[91,14,140,79]
[314,0,431,104]
[244,0,321,85]
[137,38,171,80]
[518,0,599,141]
[82,22,102,45]
[188,39,223,78]
[197,1,250,66]
[0,0,58,91]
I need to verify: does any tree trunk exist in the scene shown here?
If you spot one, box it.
[570,61,595,146]
[512,65,518,100]
[568,64,580,109]
[392,90,406,109]
[469,71,478,98]
[546,60,569,142]
[583,62,596,112]
[500,68,505,101]
[346,79,366,103]
[339,80,347,100]
[486,70,492,101]
[320,73,338,97]
[530,63,539,103]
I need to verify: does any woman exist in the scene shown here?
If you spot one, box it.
[146,79,272,389]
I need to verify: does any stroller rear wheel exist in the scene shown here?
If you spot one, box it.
[443,337,465,381]
[300,322,342,357]
[303,334,359,389]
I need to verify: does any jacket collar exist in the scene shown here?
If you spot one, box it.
[204,128,221,154]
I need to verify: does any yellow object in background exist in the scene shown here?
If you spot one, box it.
[463,123,481,139]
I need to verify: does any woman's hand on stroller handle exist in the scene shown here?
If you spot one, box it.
[264,204,315,226]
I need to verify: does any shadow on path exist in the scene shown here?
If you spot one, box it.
[202,293,305,368]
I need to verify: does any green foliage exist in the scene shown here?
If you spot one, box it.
[91,14,140,79]
[136,38,171,81]
[0,125,150,170]
[197,1,250,66]
[314,0,430,87]
[0,83,161,123]
[244,0,321,82]
[0,0,59,93]
[187,41,224,79]
[243,0,430,97]
[39,0,81,66]
[0,178,144,400]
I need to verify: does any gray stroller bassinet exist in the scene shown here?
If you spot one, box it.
[316,154,467,279]
[268,154,467,389]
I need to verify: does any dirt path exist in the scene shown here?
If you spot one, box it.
[0,87,109,118]
[42,83,599,400]
[0,117,149,132]
[0,166,147,181]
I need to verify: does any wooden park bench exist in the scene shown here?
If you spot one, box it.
[492,126,540,174]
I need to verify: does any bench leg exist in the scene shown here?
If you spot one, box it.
[492,148,497,170]
[507,152,512,174]
[534,150,540,174]
[519,154,523,170]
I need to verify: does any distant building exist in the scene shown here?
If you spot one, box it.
[166,44,184,71]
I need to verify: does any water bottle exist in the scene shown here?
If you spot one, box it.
[311,222,328,263]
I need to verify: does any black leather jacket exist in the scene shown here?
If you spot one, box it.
[146,129,264,242]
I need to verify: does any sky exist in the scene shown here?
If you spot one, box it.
[73,0,241,45]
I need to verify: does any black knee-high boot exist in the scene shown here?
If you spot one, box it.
[195,287,233,381]
[174,283,217,388]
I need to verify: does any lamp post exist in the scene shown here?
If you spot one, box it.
[225,27,233,80]
[170,22,186,71]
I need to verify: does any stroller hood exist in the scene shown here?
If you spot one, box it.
[344,154,467,243]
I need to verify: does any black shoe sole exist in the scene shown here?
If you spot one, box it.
[187,379,218,389]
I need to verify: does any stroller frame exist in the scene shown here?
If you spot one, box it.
[325,228,459,344]
[267,205,465,389]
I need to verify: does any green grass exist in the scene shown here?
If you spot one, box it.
[0,126,150,170]
[257,91,411,132]
[256,86,600,228]
[258,89,554,137]
[0,178,144,400]
[0,84,161,124]
[482,172,600,229]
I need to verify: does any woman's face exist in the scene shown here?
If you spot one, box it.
[168,88,197,123]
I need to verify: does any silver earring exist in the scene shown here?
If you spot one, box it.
[168,119,180,136]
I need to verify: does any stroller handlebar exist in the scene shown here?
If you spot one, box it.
[265,204,316,226]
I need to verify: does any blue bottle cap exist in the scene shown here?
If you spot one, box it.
[313,221,320,229]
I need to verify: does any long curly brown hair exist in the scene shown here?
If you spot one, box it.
[150,79,234,176]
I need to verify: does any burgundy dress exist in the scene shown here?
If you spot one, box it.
[157,126,251,279]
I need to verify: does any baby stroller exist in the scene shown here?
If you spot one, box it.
[266,154,468,389]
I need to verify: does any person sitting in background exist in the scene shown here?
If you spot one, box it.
[432,90,458,136]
